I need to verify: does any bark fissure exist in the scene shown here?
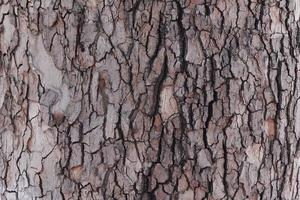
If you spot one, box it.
[0,0,300,199]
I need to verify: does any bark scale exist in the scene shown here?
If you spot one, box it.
[0,0,300,199]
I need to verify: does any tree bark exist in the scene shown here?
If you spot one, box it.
[0,0,300,199]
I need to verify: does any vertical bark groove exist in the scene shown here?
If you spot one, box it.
[0,0,300,199]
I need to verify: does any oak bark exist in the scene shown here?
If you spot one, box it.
[1,0,300,199]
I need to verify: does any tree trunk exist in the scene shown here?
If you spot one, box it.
[0,0,300,199]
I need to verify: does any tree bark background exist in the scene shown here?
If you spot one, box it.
[1,0,300,199]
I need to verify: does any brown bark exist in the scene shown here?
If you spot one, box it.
[0,0,300,199]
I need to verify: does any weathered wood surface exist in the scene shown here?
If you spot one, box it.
[1,0,300,199]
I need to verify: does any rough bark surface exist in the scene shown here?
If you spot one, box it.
[1,0,300,199]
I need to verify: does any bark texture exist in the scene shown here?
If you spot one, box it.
[1,0,300,199]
